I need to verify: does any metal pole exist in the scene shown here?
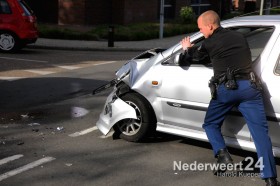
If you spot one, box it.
[159,0,164,39]
[260,0,264,15]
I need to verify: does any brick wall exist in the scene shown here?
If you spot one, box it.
[85,0,112,25]
[26,0,192,26]
[58,0,86,25]
[111,0,125,24]
[25,0,58,24]
[112,0,189,25]
[111,0,158,25]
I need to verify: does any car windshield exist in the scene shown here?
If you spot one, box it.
[18,0,33,16]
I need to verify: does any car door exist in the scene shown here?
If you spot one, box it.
[259,25,280,148]
[158,46,213,132]
[158,25,275,142]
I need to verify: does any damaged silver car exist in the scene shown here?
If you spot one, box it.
[95,15,280,157]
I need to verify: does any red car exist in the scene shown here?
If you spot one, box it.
[0,0,38,52]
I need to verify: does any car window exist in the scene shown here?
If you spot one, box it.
[195,27,274,62]
[162,26,274,67]
[18,0,33,16]
[231,27,274,61]
[0,0,11,14]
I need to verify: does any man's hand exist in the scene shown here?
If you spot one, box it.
[181,36,193,50]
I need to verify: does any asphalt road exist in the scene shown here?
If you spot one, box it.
[0,48,279,186]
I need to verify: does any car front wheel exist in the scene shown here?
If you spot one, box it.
[0,32,20,52]
[113,93,156,142]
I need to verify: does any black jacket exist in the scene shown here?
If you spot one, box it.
[181,27,252,78]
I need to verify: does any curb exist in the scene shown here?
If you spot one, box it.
[25,35,187,52]
[27,45,150,52]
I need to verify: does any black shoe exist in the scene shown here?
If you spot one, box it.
[213,148,233,175]
[265,178,280,186]
[216,148,233,164]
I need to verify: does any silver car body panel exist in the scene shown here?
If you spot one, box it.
[96,89,137,135]
[96,15,280,157]
[156,122,280,157]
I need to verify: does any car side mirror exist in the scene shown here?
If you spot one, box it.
[174,53,191,66]
[174,53,181,65]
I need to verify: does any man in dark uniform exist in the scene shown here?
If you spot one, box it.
[180,10,279,186]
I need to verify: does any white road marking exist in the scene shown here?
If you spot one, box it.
[24,70,54,75]
[0,154,24,166]
[56,65,81,70]
[93,61,118,66]
[68,126,98,137]
[0,77,23,80]
[0,156,55,181]
[0,57,48,63]
[0,60,118,81]
[99,131,114,139]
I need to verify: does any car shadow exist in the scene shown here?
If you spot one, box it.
[0,77,112,125]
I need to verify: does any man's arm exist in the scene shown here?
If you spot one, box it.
[180,36,210,64]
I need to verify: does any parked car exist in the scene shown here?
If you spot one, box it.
[95,15,280,157]
[0,0,38,52]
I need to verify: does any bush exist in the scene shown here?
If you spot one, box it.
[269,8,280,15]
[38,24,99,40]
[222,11,242,19]
[180,6,195,23]
[163,23,197,37]
[38,22,198,41]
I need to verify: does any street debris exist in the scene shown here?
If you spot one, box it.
[65,163,73,167]
[71,106,89,118]
[0,125,9,128]
[21,114,30,119]
[56,126,64,131]
[17,141,24,145]
[28,123,41,126]
[0,140,6,145]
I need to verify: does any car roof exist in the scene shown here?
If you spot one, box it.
[222,15,280,25]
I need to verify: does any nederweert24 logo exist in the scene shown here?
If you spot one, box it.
[173,157,264,177]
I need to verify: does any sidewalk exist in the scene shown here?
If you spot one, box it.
[28,34,186,51]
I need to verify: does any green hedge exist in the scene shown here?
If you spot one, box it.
[269,8,280,15]
[38,23,198,41]
[180,6,196,23]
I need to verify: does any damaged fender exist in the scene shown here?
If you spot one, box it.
[96,91,137,135]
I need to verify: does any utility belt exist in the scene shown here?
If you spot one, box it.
[208,68,263,99]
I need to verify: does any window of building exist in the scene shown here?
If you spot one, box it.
[190,0,210,15]
[158,0,175,19]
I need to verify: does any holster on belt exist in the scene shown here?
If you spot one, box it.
[208,76,218,100]
[213,68,239,91]
[224,68,239,90]
[249,71,263,90]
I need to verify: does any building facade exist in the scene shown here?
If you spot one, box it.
[25,0,279,26]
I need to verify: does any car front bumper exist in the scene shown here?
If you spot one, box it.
[96,90,137,135]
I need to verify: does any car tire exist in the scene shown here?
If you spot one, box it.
[0,31,21,52]
[113,93,156,142]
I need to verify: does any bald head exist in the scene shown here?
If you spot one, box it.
[197,10,220,38]
[199,10,220,28]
